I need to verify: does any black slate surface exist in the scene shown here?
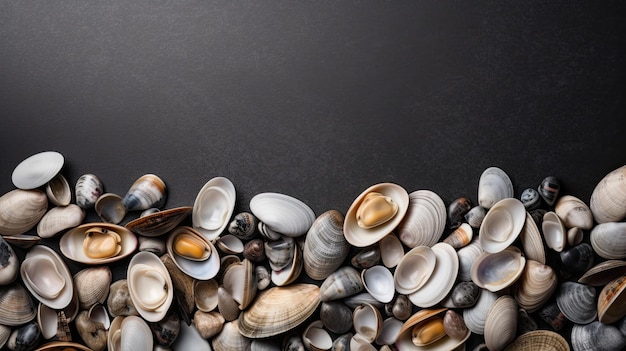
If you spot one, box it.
[1,1,626,350]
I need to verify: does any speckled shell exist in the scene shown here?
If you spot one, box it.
[303,210,350,281]
[0,236,19,285]
[478,167,514,209]
[0,189,48,236]
[75,173,104,209]
[520,188,541,211]
[590,165,626,224]
[397,190,446,248]
[597,275,626,324]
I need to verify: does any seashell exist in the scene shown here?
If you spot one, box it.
[353,303,382,343]
[443,310,468,341]
[251,339,281,351]
[512,260,557,313]
[150,312,180,346]
[571,321,626,351]
[192,177,236,240]
[457,239,483,281]
[556,282,597,324]
[106,279,138,317]
[74,266,111,310]
[465,205,486,229]
[484,296,518,351]
[385,294,412,321]
[45,174,71,206]
[302,320,333,351]
[448,196,472,229]
[216,234,244,254]
[343,292,384,309]
[478,166,514,209]
[503,330,569,351]
[94,193,126,224]
[408,242,458,308]
[211,319,252,351]
[160,253,195,316]
[239,284,320,338]
[193,310,223,339]
[6,321,41,351]
[538,176,560,206]
[0,236,19,285]
[11,151,64,189]
[361,265,394,303]
[127,252,174,322]
[590,165,626,224]
[397,190,446,248]
[463,289,497,335]
[351,245,381,269]
[554,195,593,230]
[166,226,220,280]
[257,222,282,241]
[578,259,626,286]
[394,245,436,295]
[75,305,109,351]
[350,333,377,351]
[256,265,271,290]
[271,241,303,287]
[356,191,399,229]
[108,315,153,351]
[320,266,364,302]
[567,227,584,247]
[123,174,167,211]
[344,183,409,247]
[411,313,446,346]
[538,302,568,332]
[379,233,404,269]
[21,245,73,309]
[171,321,211,351]
[396,308,469,351]
[265,236,296,271]
[0,282,36,326]
[137,236,166,255]
[542,211,567,252]
[516,308,538,335]
[597,275,626,324]
[376,317,403,346]
[222,259,257,309]
[560,243,594,276]
[0,189,48,236]
[217,286,240,322]
[2,234,41,249]
[194,279,218,312]
[250,192,315,238]
[331,333,351,351]
[228,212,258,240]
[33,342,94,351]
[303,210,350,280]
[37,204,85,238]
[61,223,137,264]
[471,246,526,292]
[442,281,480,309]
[320,301,353,335]
[520,188,541,211]
[37,303,59,340]
[243,238,266,263]
[479,198,526,253]
[75,173,104,209]
[443,223,473,249]
[590,222,626,259]
[125,206,192,237]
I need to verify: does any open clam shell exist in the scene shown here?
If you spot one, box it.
[21,245,73,310]
[597,275,626,324]
[193,177,236,240]
[408,242,458,308]
[222,259,258,310]
[250,192,315,238]
[194,279,219,312]
[123,174,167,211]
[478,166,514,209]
[353,303,382,343]
[302,320,333,351]
[542,211,567,253]
[127,252,174,323]
[345,183,409,247]
[34,342,95,351]
[166,226,220,280]
[362,265,394,304]
[578,259,626,286]
[11,151,64,190]
[94,193,127,224]
[394,245,436,295]
[503,330,570,351]
[396,190,446,248]
[60,222,137,264]
[479,198,526,253]
[396,308,470,351]
[471,246,526,292]
[271,241,303,287]
[37,303,59,340]
[125,206,192,237]
[45,173,71,206]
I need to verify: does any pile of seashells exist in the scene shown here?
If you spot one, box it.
[1,151,626,351]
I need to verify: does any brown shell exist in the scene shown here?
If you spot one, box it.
[597,275,626,324]
[578,260,626,286]
[503,330,570,351]
[125,206,192,237]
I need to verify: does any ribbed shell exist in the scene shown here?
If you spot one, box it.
[503,330,570,351]
[303,210,349,281]
[597,275,626,324]
[238,284,320,338]
[578,260,626,286]
[519,212,546,264]
[0,189,48,236]
[571,321,626,351]
[590,222,626,259]
[463,289,497,335]
[74,266,112,310]
[478,167,514,209]
[513,260,557,313]
[37,204,85,238]
[123,174,167,211]
[319,266,364,302]
[556,282,597,324]
[212,320,251,351]
[396,190,446,248]
[484,296,518,351]
[590,165,626,224]
[125,206,192,237]
[0,283,37,326]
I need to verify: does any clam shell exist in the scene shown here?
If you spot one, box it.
[303,320,333,351]
[166,226,220,280]
[556,282,597,324]
[37,303,58,340]
[542,211,567,252]
[351,245,381,269]
[271,241,303,287]
[228,212,258,240]
[362,265,394,303]
[394,245,436,295]
[60,223,137,264]
[0,236,19,285]
[578,259,626,286]
[172,322,212,351]
[125,206,192,237]
[567,227,584,247]
[465,205,486,229]
[448,196,472,229]
[396,308,470,351]
[590,165,626,224]
[250,192,315,238]
[73,266,112,310]
[555,195,593,230]
[238,284,321,338]
[138,236,166,255]
[397,190,446,248]
[0,325,10,349]
[320,301,353,334]
[320,266,364,301]
[75,305,109,351]
[37,204,85,238]
[344,183,409,247]
[0,189,48,236]
[471,246,526,292]
[212,320,251,351]
[222,258,257,309]
[75,173,104,209]
[443,223,473,249]
[343,292,384,309]
[45,174,71,206]
[376,317,403,346]
[11,151,64,189]
[356,192,400,229]
[7,321,41,351]
[216,234,244,255]
[127,252,174,322]
[243,238,266,263]
[108,315,153,351]
[560,243,594,276]
[193,310,224,339]
[2,234,41,249]
[408,242,458,308]
[21,245,73,309]
[352,303,382,343]
[34,342,94,351]
[512,260,557,313]
[123,174,167,211]
[0,282,37,326]
[379,233,404,268]
[265,236,295,271]
[217,286,240,322]
[94,193,127,224]
[590,222,626,259]
[106,280,137,318]
[350,333,377,351]
[484,296,518,351]
[538,176,560,207]
[571,321,626,351]
[457,239,483,282]
[597,275,626,324]
[479,198,526,253]
[478,166,514,209]
[503,330,570,351]
[194,279,219,312]
[443,309,468,341]
[192,177,236,240]
[463,289,497,335]
[519,212,546,264]
[303,210,350,280]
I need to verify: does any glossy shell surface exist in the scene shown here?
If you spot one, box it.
[193,177,236,240]
[479,198,526,253]
[250,192,315,238]
[60,223,138,264]
[11,151,64,189]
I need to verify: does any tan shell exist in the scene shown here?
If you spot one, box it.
[193,310,224,339]
[397,190,446,248]
[395,308,470,350]
[194,279,218,313]
[484,296,518,351]
[125,206,192,237]
[352,303,383,343]
[211,320,251,351]
[45,174,71,206]
[590,165,626,223]
[590,222,626,259]
[238,284,320,338]
[60,222,138,264]
[519,212,546,264]
[379,233,404,268]
[479,198,526,253]
[443,223,473,249]
[303,210,350,281]
[74,266,112,310]
[554,195,593,230]
[0,282,37,326]
[512,260,557,313]
[394,245,436,295]
[160,254,195,316]
[578,259,626,286]
[542,211,566,253]
[597,275,626,324]
[37,204,85,238]
[0,189,48,236]
[503,330,570,351]
[34,341,95,351]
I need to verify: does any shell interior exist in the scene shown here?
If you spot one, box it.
[479,198,526,253]
[408,243,458,308]
[471,246,526,292]
[192,177,236,240]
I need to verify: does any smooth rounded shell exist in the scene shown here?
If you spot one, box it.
[127,252,174,323]
[590,222,626,259]
[542,211,567,253]
[578,260,626,286]
[556,282,597,324]
[125,206,192,237]
[37,204,85,238]
[122,174,167,211]
[396,190,446,248]
[554,195,593,230]
[408,242,458,308]
[394,245,436,295]
[303,210,350,281]
[471,246,526,292]
[0,189,49,236]
[166,226,220,280]
[21,245,74,310]
[590,165,626,224]
[12,151,64,189]
[193,177,236,240]
[478,166,514,209]
[45,174,71,206]
[250,192,315,238]
[479,198,526,253]
[484,296,518,351]
[362,265,394,303]
[60,223,138,264]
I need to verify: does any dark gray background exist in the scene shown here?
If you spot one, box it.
[1,1,626,349]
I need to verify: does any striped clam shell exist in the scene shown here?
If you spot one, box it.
[303,210,350,281]
[123,174,167,211]
[0,189,48,236]
[75,174,104,209]
[396,190,446,248]
[590,165,626,224]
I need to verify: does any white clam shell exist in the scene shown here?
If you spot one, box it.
[60,222,138,264]
[192,177,236,240]
[519,212,546,264]
[457,239,483,282]
[302,320,333,351]
[11,151,64,189]
[408,242,458,308]
[478,166,514,209]
[37,204,85,238]
[45,173,71,206]
[216,234,244,254]
[345,183,409,248]
[172,321,212,351]
[166,226,220,280]
[379,233,404,268]
[394,245,436,295]
[555,195,593,230]
[396,190,446,248]
[303,210,350,281]
[127,252,174,322]
[37,303,58,340]
[21,245,73,310]
[0,189,48,236]
[361,265,394,303]
[352,303,383,343]
[463,289,497,335]
[542,211,567,253]
[375,317,403,346]
[251,192,315,238]
[590,222,626,259]
[108,315,153,351]
[479,198,526,253]
[590,165,626,224]
[471,246,526,292]
[484,296,518,351]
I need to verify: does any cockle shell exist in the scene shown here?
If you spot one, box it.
[238,284,320,338]
[478,166,514,209]
[554,195,593,230]
[127,252,174,322]
[250,192,315,238]
[512,260,557,313]
[320,266,364,302]
[571,321,626,351]
[597,275,626,324]
[75,173,104,209]
[0,236,19,285]
[108,315,153,351]
[125,206,192,237]
[397,190,446,248]
[0,189,48,236]
[590,165,626,224]
[61,223,137,264]
[471,246,526,292]
[166,226,220,280]
[556,282,597,324]
[503,330,570,351]
[590,222,626,259]
[74,266,112,310]
[408,242,458,308]
[542,211,567,253]
[303,210,350,281]
[37,204,85,238]
[11,151,64,190]
[123,174,167,211]
[479,198,526,253]
[0,282,37,326]
[484,296,518,351]
[21,245,73,309]
[45,174,71,206]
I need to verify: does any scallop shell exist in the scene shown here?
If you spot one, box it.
[0,189,48,236]
[512,260,557,313]
[94,193,127,224]
[519,212,546,264]
[45,174,71,206]
[166,226,220,280]
[238,284,321,338]
[192,177,236,240]
[345,183,409,247]
[21,245,74,309]
[542,211,567,253]
[484,296,518,351]
[479,198,526,253]
[556,282,597,324]
[570,321,626,351]
[471,246,526,292]
[397,190,446,248]
[11,151,64,190]
[597,275,626,324]
[408,242,458,308]
[503,330,570,351]
[37,204,85,238]
[463,289,497,335]
[478,166,514,209]
[362,265,394,303]
[578,260,626,286]
[590,165,626,224]
[125,206,192,237]
[60,222,138,264]
[123,174,167,211]
[250,192,315,238]
[0,282,37,326]
[127,252,174,323]
[74,266,112,310]
[590,222,626,259]
[554,195,593,230]
[303,210,350,280]
[75,173,104,209]
[394,245,436,295]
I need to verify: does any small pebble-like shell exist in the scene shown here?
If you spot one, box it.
[443,281,480,309]
[443,310,468,340]
[351,245,381,269]
[320,301,353,334]
[193,311,224,340]
[123,174,167,211]
[560,243,594,277]
[385,294,412,321]
[554,195,593,230]
[320,266,364,302]
[0,236,19,285]
[107,280,138,317]
[243,238,266,263]
[7,321,41,351]
[448,197,472,229]
[75,173,104,209]
[150,313,180,346]
[538,176,560,206]
[443,223,473,249]
[465,205,486,229]
[228,212,258,240]
[520,188,541,210]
